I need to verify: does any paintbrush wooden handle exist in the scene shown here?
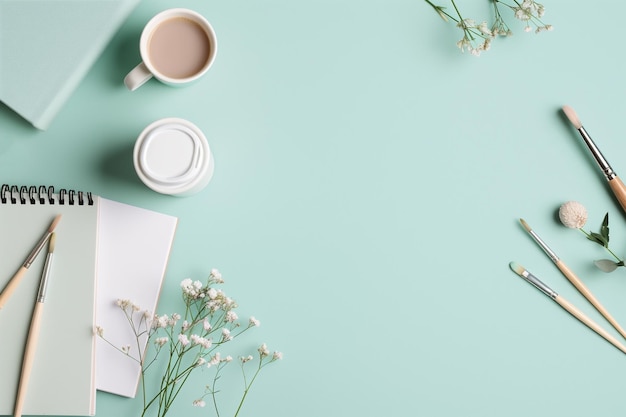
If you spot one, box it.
[0,266,27,309]
[556,260,626,339]
[555,295,626,354]
[608,176,626,214]
[14,302,43,417]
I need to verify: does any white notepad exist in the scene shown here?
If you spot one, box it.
[95,198,178,398]
[0,186,99,416]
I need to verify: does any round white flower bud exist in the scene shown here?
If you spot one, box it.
[559,201,588,229]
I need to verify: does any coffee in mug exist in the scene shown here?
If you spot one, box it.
[124,8,217,91]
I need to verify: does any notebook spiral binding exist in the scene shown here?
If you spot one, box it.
[0,184,94,206]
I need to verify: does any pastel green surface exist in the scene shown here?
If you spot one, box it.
[3,1,626,416]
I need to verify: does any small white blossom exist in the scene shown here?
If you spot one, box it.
[203,318,212,331]
[178,334,190,346]
[191,334,212,349]
[221,328,232,341]
[208,353,221,367]
[210,268,224,283]
[258,343,270,357]
[156,314,169,328]
[273,351,283,360]
[249,316,260,327]
[95,326,104,337]
[226,311,238,323]
[477,21,492,37]
[193,399,206,407]
[155,337,168,347]
[457,18,476,29]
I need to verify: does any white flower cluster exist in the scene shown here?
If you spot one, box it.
[95,268,281,417]
[426,0,552,56]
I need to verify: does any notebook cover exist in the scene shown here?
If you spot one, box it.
[0,0,140,130]
[95,198,178,398]
[0,193,99,415]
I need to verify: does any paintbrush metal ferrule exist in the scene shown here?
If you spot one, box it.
[519,219,559,263]
[510,262,558,299]
[37,233,55,303]
[577,125,616,181]
[37,253,53,303]
[528,230,559,263]
[23,232,51,269]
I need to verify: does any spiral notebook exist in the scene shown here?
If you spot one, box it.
[0,184,178,414]
[0,185,99,416]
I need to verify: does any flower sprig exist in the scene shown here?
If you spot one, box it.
[96,268,282,417]
[559,201,625,272]
[424,0,552,56]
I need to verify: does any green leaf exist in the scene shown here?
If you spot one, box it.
[600,212,610,243]
[587,232,608,248]
[594,259,619,273]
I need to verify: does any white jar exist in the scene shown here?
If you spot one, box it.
[133,118,214,196]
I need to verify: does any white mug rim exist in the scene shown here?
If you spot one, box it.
[139,8,217,85]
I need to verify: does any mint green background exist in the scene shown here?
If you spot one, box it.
[3,1,626,416]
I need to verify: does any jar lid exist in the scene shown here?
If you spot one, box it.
[133,118,213,195]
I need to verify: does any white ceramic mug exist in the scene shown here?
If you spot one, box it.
[124,8,217,91]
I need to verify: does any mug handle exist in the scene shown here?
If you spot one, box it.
[124,62,153,91]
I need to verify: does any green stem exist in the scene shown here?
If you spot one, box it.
[580,229,623,262]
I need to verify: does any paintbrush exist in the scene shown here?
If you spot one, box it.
[0,214,61,309]
[13,233,56,417]
[562,105,626,213]
[509,261,626,355]
[519,218,626,339]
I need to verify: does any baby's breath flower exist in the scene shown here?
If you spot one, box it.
[155,337,168,347]
[208,353,221,367]
[221,328,232,342]
[559,201,588,229]
[210,268,223,283]
[226,311,238,323]
[178,334,190,346]
[193,399,206,407]
[258,343,270,357]
[249,316,260,327]
[203,318,212,331]
[155,314,169,329]
[273,351,283,360]
[95,326,104,337]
